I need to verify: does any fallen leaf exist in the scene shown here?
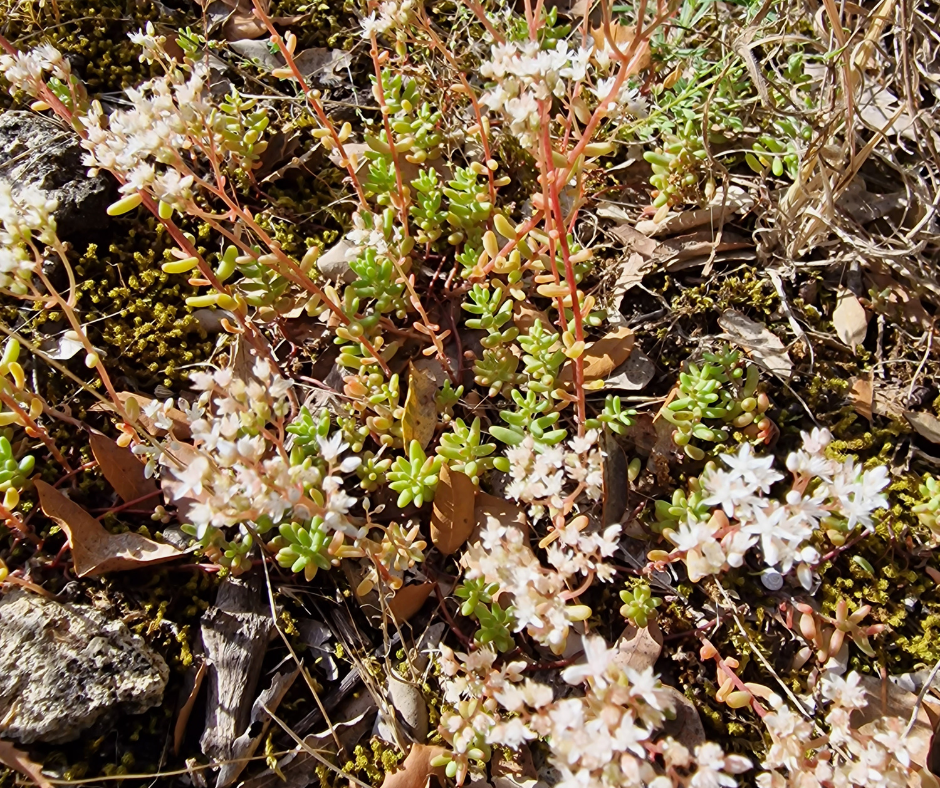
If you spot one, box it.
[854,675,933,767]
[430,465,476,555]
[561,326,635,383]
[402,362,438,450]
[851,377,874,422]
[388,582,434,623]
[589,23,650,74]
[833,289,870,349]
[475,491,527,534]
[292,47,352,87]
[380,744,447,788]
[88,431,159,504]
[612,251,655,299]
[718,309,793,378]
[613,622,663,673]
[906,411,940,444]
[0,740,53,788]
[36,480,183,577]
[174,659,207,755]
[603,347,656,391]
[512,302,553,334]
[636,186,755,236]
[659,687,707,749]
[113,392,192,440]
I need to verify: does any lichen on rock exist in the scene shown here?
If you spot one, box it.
[0,589,169,744]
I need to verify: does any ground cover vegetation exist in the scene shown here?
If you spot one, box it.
[1,0,940,785]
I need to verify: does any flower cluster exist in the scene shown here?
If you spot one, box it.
[479,38,646,148]
[436,635,751,788]
[504,428,605,518]
[0,43,72,98]
[462,514,610,654]
[145,360,363,573]
[0,182,56,294]
[653,429,889,588]
[758,672,924,788]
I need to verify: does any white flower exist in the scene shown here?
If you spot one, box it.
[720,442,783,493]
[169,454,210,500]
[562,635,614,688]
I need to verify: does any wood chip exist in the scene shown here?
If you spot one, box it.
[430,465,476,556]
[718,309,792,378]
[88,430,159,504]
[906,411,940,444]
[36,480,183,577]
[833,289,870,349]
[199,579,274,762]
[217,667,301,787]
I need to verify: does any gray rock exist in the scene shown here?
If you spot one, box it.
[0,111,113,237]
[0,590,169,744]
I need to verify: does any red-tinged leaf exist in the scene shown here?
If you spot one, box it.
[36,480,183,577]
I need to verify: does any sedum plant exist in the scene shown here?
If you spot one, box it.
[387,440,444,508]
[619,582,662,627]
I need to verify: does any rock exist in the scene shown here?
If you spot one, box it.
[387,674,429,742]
[0,590,169,744]
[0,111,113,237]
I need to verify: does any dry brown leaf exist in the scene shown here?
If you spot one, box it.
[36,480,183,577]
[475,492,527,533]
[851,377,874,421]
[380,744,447,788]
[833,289,870,349]
[174,659,207,756]
[561,326,635,383]
[402,362,438,450]
[613,622,663,673]
[718,309,792,378]
[430,465,476,556]
[588,23,650,74]
[88,430,159,504]
[906,411,940,444]
[866,270,934,330]
[0,740,53,788]
[659,687,706,749]
[114,392,192,440]
[388,582,434,623]
[512,302,553,334]
[854,675,934,768]
[636,186,754,236]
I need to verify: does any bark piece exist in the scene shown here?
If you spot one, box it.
[0,590,168,744]
[199,579,275,762]
[215,667,300,787]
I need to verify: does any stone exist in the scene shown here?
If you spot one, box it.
[0,590,169,744]
[0,111,114,237]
